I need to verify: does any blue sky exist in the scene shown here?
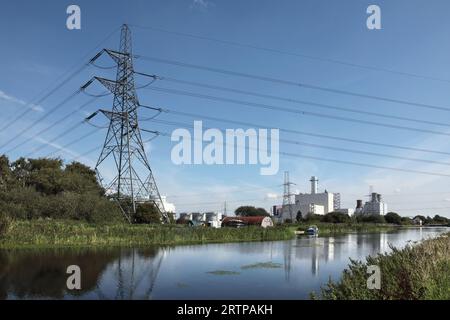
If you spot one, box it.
[1,0,450,217]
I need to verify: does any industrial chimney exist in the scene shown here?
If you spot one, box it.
[356,200,363,209]
[371,193,378,202]
[310,176,318,194]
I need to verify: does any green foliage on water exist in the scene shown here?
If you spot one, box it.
[315,233,450,300]
[240,261,283,269]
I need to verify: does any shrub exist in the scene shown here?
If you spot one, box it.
[321,212,351,223]
[303,214,323,223]
[133,202,162,224]
[355,213,386,224]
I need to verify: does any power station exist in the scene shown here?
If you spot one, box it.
[274,175,387,221]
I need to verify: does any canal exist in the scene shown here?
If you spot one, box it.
[0,227,447,299]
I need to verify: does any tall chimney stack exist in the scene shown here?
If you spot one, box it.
[356,200,363,208]
[310,176,318,194]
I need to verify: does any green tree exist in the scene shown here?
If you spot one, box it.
[432,215,449,225]
[235,206,269,217]
[355,213,386,224]
[384,212,402,225]
[322,212,351,223]
[296,210,303,222]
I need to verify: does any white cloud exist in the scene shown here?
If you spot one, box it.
[190,0,213,10]
[0,90,43,112]
[265,192,280,200]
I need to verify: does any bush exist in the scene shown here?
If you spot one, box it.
[0,158,124,224]
[303,214,323,223]
[133,202,162,224]
[355,213,386,224]
[321,212,351,223]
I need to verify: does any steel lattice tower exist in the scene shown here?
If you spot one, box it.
[281,171,296,222]
[83,24,168,223]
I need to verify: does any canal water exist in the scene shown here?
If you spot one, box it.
[0,227,447,300]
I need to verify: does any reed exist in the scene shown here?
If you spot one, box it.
[0,220,294,248]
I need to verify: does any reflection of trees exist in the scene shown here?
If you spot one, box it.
[0,247,165,300]
[0,248,119,299]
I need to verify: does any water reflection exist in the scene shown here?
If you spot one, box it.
[0,247,164,300]
[0,227,447,300]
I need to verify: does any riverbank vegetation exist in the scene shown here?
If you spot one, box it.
[315,233,450,300]
[0,219,403,248]
[0,220,295,248]
[293,222,397,235]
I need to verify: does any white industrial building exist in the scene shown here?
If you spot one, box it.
[178,211,223,228]
[355,193,388,215]
[161,196,176,214]
[276,176,340,222]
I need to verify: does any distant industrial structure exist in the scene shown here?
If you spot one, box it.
[275,176,344,222]
[177,212,223,228]
[355,192,388,215]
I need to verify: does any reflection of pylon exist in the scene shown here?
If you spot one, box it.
[282,171,296,221]
[82,24,168,223]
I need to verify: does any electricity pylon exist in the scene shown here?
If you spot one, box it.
[82,24,168,223]
[281,171,296,222]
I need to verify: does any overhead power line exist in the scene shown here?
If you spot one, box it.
[141,127,450,178]
[148,118,450,167]
[0,65,87,135]
[136,55,450,113]
[0,26,120,135]
[130,24,450,84]
[139,105,450,157]
[16,96,99,156]
[144,86,450,137]
[1,90,82,151]
[138,73,450,128]
[46,127,103,158]
[25,121,86,158]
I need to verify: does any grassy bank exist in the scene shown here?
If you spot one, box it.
[289,222,398,235]
[315,232,450,300]
[0,220,295,248]
[0,220,404,249]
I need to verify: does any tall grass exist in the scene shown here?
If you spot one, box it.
[0,220,294,248]
[1,220,401,249]
[315,233,450,300]
[291,222,397,235]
